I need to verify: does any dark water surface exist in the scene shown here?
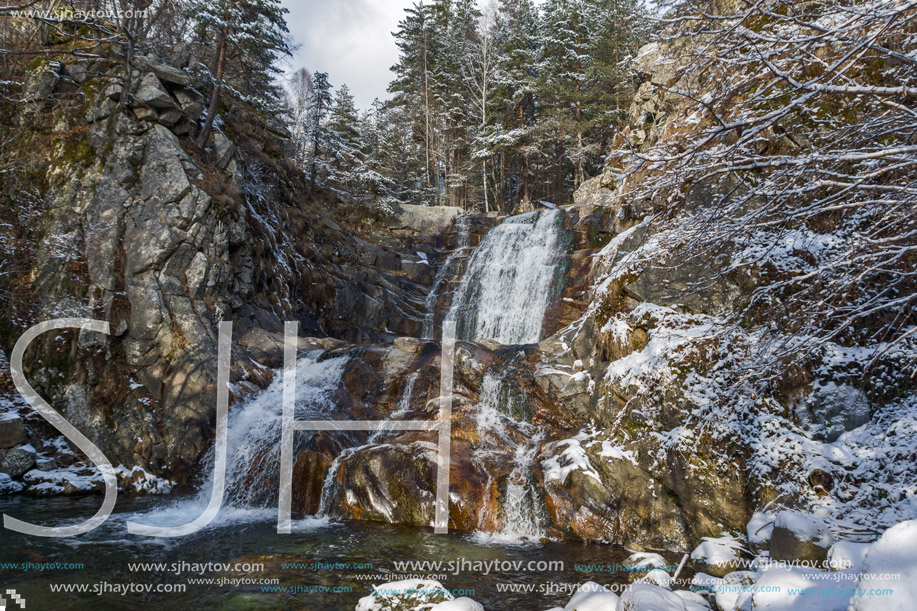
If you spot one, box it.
[0,496,682,610]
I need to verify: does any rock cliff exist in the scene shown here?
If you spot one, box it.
[0,51,447,484]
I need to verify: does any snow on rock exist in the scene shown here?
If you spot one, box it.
[746,511,775,546]
[690,534,745,576]
[114,465,175,494]
[713,571,755,611]
[597,440,638,467]
[671,590,710,611]
[600,318,632,344]
[849,519,917,611]
[626,552,669,570]
[733,566,853,611]
[690,571,722,592]
[774,510,835,543]
[731,228,844,276]
[810,395,917,530]
[769,511,834,563]
[355,579,454,611]
[430,598,484,611]
[562,581,620,610]
[604,316,716,392]
[0,472,24,494]
[542,431,601,484]
[20,463,173,495]
[1,443,36,477]
[826,540,871,571]
[617,582,687,610]
[642,569,671,588]
[22,464,102,495]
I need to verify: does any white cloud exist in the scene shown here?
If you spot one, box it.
[281,0,409,109]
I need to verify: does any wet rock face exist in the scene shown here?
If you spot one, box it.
[330,441,439,525]
[275,337,744,550]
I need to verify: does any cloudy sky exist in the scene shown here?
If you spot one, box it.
[280,0,411,109]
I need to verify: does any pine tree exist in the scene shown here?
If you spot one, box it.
[584,0,651,151]
[389,2,441,201]
[307,72,334,197]
[360,100,409,210]
[377,0,650,210]
[327,85,367,200]
[536,0,594,194]
[462,1,498,211]
[491,0,540,210]
[374,102,428,206]
[190,0,292,149]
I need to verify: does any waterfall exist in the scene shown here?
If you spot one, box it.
[119,353,350,532]
[422,216,472,339]
[500,439,546,540]
[445,209,563,345]
[473,373,546,543]
[215,353,350,509]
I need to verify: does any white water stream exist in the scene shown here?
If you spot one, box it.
[445,209,563,345]
[422,216,472,339]
[87,210,563,541]
[472,373,547,543]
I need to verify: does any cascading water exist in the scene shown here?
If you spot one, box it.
[445,209,564,345]
[122,352,350,532]
[500,440,546,540]
[422,216,472,339]
[98,211,564,539]
[473,373,547,543]
[215,353,351,508]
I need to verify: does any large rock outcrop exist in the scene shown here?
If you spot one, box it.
[0,52,451,483]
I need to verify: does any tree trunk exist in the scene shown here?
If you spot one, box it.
[308,135,319,197]
[482,159,488,212]
[576,131,585,187]
[119,26,134,109]
[575,100,584,187]
[196,28,228,149]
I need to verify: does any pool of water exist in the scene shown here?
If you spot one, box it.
[0,495,684,610]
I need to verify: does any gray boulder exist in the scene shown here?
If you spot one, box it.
[213,132,236,170]
[1,444,37,478]
[618,583,688,610]
[795,382,871,442]
[24,62,59,100]
[134,57,190,86]
[135,73,177,110]
[35,456,57,472]
[174,88,205,121]
[157,109,183,127]
[66,62,88,84]
[769,511,835,565]
[0,414,27,449]
[392,205,465,235]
